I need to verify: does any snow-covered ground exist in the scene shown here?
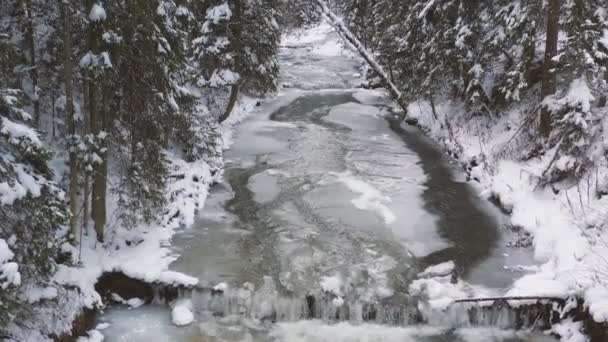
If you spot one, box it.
[408,96,608,323]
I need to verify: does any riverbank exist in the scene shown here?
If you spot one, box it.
[309,15,608,339]
[6,95,261,341]
[398,77,608,341]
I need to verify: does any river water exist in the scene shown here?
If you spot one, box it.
[98,26,557,342]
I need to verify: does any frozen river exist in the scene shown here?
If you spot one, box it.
[98,25,556,342]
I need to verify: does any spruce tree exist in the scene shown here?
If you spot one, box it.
[0,36,66,330]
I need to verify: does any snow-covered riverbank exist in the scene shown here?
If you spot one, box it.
[407,96,608,325]
[7,96,261,341]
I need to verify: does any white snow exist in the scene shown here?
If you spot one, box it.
[331,171,396,224]
[600,29,608,50]
[455,327,543,342]
[0,238,20,289]
[270,321,444,342]
[213,282,228,292]
[1,116,41,145]
[551,319,587,342]
[418,261,456,278]
[171,300,194,326]
[407,87,608,326]
[111,293,144,309]
[332,296,345,307]
[544,78,595,114]
[410,276,469,311]
[89,3,107,22]
[22,285,58,303]
[77,329,105,342]
[96,323,110,330]
[320,275,343,296]
[282,23,336,47]
[206,3,232,24]
[0,238,14,264]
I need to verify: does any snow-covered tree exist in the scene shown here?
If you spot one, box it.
[0,37,66,330]
[488,0,543,103]
[540,0,608,185]
[192,0,281,123]
[283,0,321,28]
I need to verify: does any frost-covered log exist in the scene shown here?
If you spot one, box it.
[314,0,409,118]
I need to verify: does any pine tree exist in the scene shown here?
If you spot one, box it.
[539,0,560,138]
[0,35,66,330]
[192,0,281,123]
[488,0,543,103]
[284,0,321,28]
[541,0,608,184]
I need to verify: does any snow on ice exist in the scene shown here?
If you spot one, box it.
[331,171,397,224]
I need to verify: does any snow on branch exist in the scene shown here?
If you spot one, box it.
[314,0,409,118]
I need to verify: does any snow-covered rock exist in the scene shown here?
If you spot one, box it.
[76,329,105,342]
[171,300,194,327]
[213,282,228,292]
[418,261,455,278]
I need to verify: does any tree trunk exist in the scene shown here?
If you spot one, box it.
[24,0,40,127]
[429,95,439,121]
[314,0,409,118]
[540,0,560,138]
[220,84,239,123]
[51,95,56,139]
[219,0,242,124]
[82,77,90,236]
[87,0,107,242]
[61,2,79,244]
[523,2,540,86]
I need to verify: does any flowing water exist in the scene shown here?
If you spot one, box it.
[98,27,557,341]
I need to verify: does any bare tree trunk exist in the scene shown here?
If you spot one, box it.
[61,2,79,244]
[540,0,560,138]
[24,0,40,127]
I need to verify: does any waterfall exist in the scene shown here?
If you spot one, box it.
[150,283,560,331]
